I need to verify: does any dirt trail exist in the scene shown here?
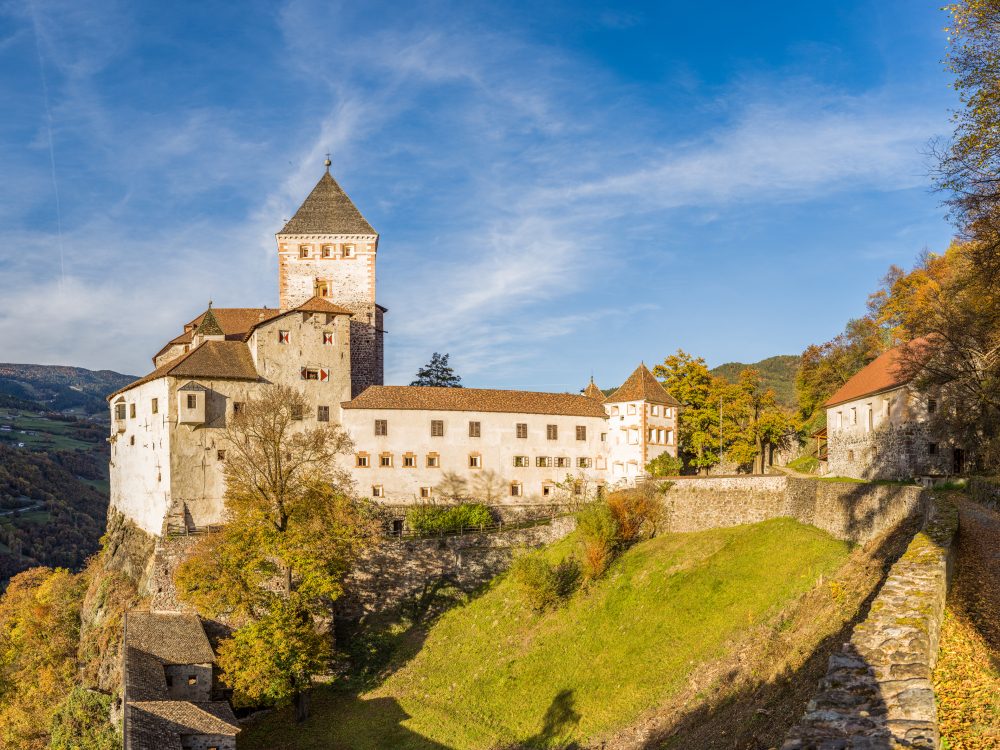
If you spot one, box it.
[933,497,1000,749]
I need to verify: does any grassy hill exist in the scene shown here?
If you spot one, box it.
[711,354,799,410]
[240,518,849,750]
[0,363,135,418]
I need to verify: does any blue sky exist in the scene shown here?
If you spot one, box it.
[0,0,956,390]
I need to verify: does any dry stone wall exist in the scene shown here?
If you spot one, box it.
[783,495,958,749]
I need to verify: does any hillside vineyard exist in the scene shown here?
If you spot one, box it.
[108,162,681,536]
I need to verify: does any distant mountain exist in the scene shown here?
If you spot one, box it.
[710,355,799,410]
[0,363,135,418]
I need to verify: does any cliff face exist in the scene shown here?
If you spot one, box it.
[78,508,157,696]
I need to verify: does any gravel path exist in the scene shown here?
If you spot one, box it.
[933,497,1000,749]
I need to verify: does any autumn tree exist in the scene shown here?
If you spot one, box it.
[411,352,462,387]
[723,369,796,474]
[175,385,379,719]
[653,350,723,473]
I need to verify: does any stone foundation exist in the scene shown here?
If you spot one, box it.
[783,495,958,749]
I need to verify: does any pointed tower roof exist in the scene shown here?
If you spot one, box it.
[605,363,680,406]
[195,305,224,337]
[279,170,376,235]
[583,378,605,402]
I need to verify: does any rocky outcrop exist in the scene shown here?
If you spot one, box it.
[783,495,958,749]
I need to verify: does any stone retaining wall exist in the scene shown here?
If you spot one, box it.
[967,476,1000,509]
[783,495,958,749]
[661,476,926,544]
[337,516,577,619]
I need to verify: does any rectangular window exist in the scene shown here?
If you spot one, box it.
[666,430,674,444]
[372,485,384,498]
[379,453,393,468]
[576,425,586,441]
[513,455,529,467]
[217,450,226,461]
[151,398,158,414]
[627,404,637,415]
[928,398,938,414]
[115,403,126,420]
[356,453,369,468]
[542,484,554,497]
[426,453,440,468]
[546,424,558,440]
[322,245,333,258]
[187,676,197,686]
[323,331,334,345]
[610,405,620,415]
[420,486,432,498]
[851,407,857,425]
[516,423,528,438]
[302,368,319,380]
[837,411,844,429]
[431,420,444,437]
[867,406,873,431]
[651,405,660,416]
[343,245,355,258]
[600,432,606,442]
[469,421,481,438]
[536,456,552,467]
[278,330,290,344]
[578,457,592,468]
[317,406,330,422]
[186,394,197,409]
[299,246,309,258]
[130,403,136,418]
[928,442,938,455]
[403,454,416,468]
[510,482,522,497]
[469,454,482,468]
[555,457,569,468]
[375,419,388,436]
[233,401,244,416]
[291,404,303,420]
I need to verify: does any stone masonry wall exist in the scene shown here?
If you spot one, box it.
[967,475,1000,509]
[660,476,926,545]
[337,516,577,619]
[783,495,958,749]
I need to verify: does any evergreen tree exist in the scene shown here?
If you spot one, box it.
[411,352,462,387]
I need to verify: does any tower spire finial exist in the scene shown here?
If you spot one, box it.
[324,153,331,171]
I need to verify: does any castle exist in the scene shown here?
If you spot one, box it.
[108,162,680,536]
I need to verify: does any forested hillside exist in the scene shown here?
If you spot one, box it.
[711,355,798,410]
[0,363,134,417]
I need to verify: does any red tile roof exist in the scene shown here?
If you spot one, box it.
[343,386,609,417]
[293,296,353,316]
[605,363,680,406]
[111,341,259,399]
[583,380,605,402]
[823,337,933,408]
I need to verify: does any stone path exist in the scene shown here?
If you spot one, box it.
[933,497,1000,749]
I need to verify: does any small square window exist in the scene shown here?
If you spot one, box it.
[151,398,158,415]
[299,246,309,258]
[426,453,440,468]
[317,406,330,422]
[928,442,938,455]
[928,398,938,414]
[516,423,528,438]
[555,457,569,468]
[542,484,554,497]
[431,420,444,437]
[233,401,244,415]
[469,454,482,468]
[420,486,432,498]
[536,456,552,467]
[578,457,592,468]
[575,425,586,441]
[546,424,558,440]
[302,368,319,380]
[187,675,197,686]
[600,432,607,442]
[627,404,636,415]
[372,485,384,498]
[278,330,290,344]
[322,245,333,258]
[343,245,355,258]
[513,455,528,467]
[217,450,226,461]
[510,482,522,497]
[375,419,388,436]
[323,331,334,346]
[115,403,126,420]
[291,404,303,420]
[356,453,370,468]
[380,453,393,467]
[186,394,197,409]
[403,454,416,468]
[469,421,481,438]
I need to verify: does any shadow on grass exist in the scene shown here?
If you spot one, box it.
[643,511,922,750]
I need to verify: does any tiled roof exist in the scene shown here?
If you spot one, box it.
[125,611,217,666]
[605,364,680,406]
[343,386,609,418]
[194,307,224,337]
[583,380,605,402]
[823,337,933,407]
[126,701,238,749]
[279,171,376,235]
[111,341,259,398]
[293,296,354,316]
[154,307,282,361]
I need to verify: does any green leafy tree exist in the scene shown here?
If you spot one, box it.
[175,385,379,719]
[411,352,463,387]
[48,687,120,750]
[653,350,724,473]
[724,369,796,474]
[645,452,682,478]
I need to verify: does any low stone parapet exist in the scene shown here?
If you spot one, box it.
[782,495,958,749]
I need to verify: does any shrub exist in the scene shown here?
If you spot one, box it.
[606,488,663,544]
[49,687,120,750]
[646,452,683,477]
[576,503,620,579]
[405,503,494,534]
[510,552,580,611]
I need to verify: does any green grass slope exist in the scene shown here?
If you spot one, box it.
[711,354,799,410]
[240,518,850,750]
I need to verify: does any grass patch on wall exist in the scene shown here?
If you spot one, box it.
[240,518,850,750]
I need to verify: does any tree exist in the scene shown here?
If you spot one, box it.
[411,352,462,387]
[723,369,796,474]
[48,687,120,750]
[653,350,723,473]
[645,452,682,478]
[175,385,379,718]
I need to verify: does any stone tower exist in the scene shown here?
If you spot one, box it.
[276,162,384,398]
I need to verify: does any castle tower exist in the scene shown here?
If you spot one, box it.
[276,160,384,397]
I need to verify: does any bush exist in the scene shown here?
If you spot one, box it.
[405,503,495,534]
[510,552,580,611]
[49,687,120,750]
[606,488,663,544]
[646,452,683,477]
[576,503,620,579]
